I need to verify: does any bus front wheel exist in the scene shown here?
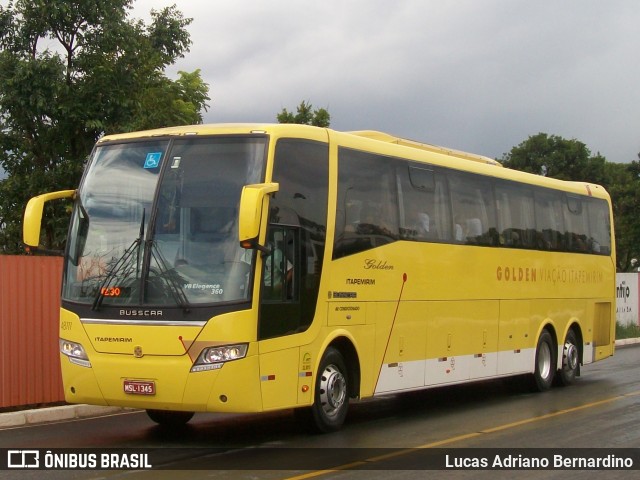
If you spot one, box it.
[146,409,194,427]
[532,330,556,392]
[310,347,349,433]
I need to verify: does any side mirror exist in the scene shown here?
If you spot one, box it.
[23,190,76,248]
[238,183,279,250]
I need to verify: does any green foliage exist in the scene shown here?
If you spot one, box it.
[616,321,640,340]
[604,161,640,271]
[277,100,330,127]
[127,69,210,131]
[501,133,606,184]
[501,133,640,271]
[0,0,210,253]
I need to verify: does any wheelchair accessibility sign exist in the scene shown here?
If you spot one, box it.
[143,152,163,169]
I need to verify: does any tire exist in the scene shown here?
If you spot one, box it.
[310,347,349,433]
[557,330,580,386]
[531,330,556,392]
[146,409,194,427]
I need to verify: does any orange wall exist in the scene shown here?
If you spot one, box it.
[0,255,64,408]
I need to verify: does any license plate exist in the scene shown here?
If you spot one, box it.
[123,380,155,395]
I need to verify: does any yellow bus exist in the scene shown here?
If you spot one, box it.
[23,124,615,432]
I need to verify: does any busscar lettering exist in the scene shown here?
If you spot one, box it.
[119,309,163,317]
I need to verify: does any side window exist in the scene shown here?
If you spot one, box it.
[398,164,451,242]
[260,139,328,340]
[495,182,536,248]
[449,171,498,246]
[564,195,590,252]
[262,226,298,302]
[534,190,565,250]
[586,198,611,255]
[334,148,399,259]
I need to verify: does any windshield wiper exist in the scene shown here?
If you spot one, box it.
[91,240,141,311]
[91,209,191,313]
[92,210,145,311]
[148,242,191,313]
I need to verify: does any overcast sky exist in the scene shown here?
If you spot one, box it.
[131,0,640,163]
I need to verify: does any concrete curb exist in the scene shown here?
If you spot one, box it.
[0,404,129,429]
[614,337,640,347]
[1,339,638,429]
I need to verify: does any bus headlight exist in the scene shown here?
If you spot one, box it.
[191,344,248,372]
[59,338,91,368]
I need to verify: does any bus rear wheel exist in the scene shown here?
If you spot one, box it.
[310,347,349,433]
[146,409,194,427]
[532,330,556,391]
[557,330,580,386]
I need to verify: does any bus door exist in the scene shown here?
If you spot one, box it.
[256,137,329,411]
[258,224,304,410]
[260,225,301,337]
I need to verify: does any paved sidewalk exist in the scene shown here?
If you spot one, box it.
[1,338,639,429]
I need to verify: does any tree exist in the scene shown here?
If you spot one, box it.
[603,159,640,271]
[277,100,330,127]
[0,0,210,253]
[501,133,640,271]
[127,68,210,131]
[500,133,606,184]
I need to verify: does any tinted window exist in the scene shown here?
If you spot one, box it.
[334,148,399,259]
[535,190,565,250]
[564,195,590,252]
[330,147,612,258]
[449,171,498,246]
[495,182,536,248]
[586,198,612,255]
[260,139,329,339]
[399,165,451,242]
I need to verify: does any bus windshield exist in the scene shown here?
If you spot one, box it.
[63,135,266,308]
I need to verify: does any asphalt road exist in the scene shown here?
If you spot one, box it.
[1,344,638,480]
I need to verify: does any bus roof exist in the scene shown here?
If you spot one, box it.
[97,123,324,143]
[97,123,608,200]
[348,130,502,167]
[100,124,499,166]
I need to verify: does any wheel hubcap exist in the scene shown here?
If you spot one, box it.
[563,342,578,371]
[319,364,346,417]
[538,342,552,380]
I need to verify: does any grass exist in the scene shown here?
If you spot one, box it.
[616,322,640,340]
